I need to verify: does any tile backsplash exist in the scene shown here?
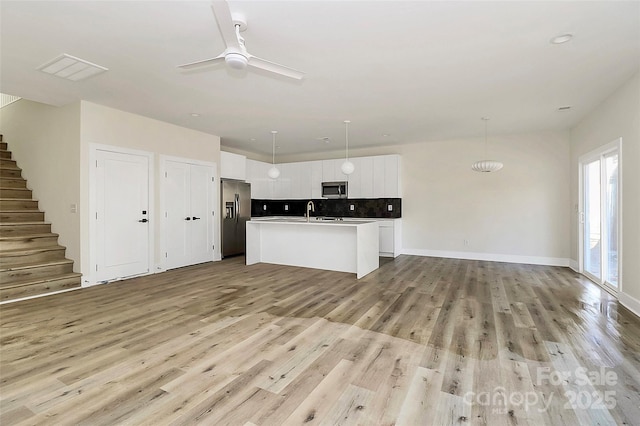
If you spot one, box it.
[251,198,401,219]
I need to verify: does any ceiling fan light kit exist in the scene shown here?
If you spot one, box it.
[225,52,248,70]
[341,120,355,175]
[472,117,503,173]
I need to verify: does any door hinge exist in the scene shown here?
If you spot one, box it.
[212,177,214,182]
[165,252,168,258]
[212,245,215,250]
[212,211,215,216]
[95,264,98,271]
[165,212,168,218]
[165,172,168,178]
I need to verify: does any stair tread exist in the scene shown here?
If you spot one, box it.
[0,258,73,272]
[1,272,82,290]
[0,233,59,241]
[0,221,51,226]
[0,245,65,255]
[0,209,42,212]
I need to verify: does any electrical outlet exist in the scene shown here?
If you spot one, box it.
[263,204,267,211]
[284,204,289,211]
[387,204,393,212]
[464,239,469,246]
[70,203,77,213]
[350,204,355,211]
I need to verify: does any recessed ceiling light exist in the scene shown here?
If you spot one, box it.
[550,34,573,44]
[382,134,390,137]
[251,138,256,141]
[37,53,108,81]
[558,106,572,111]
[190,113,200,117]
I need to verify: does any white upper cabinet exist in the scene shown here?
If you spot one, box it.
[384,154,401,198]
[246,154,400,200]
[372,156,386,198]
[310,161,323,198]
[220,151,246,181]
[246,159,273,199]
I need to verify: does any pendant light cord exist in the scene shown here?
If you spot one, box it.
[482,117,489,157]
[344,120,350,161]
[271,130,277,165]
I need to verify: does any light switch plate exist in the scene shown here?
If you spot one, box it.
[263,204,267,211]
[284,204,289,211]
[387,204,393,211]
[350,204,355,211]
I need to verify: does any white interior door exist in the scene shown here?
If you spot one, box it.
[189,164,214,265]
[164,159,215,270]
[95,149,150,282]
[165,161,191,270]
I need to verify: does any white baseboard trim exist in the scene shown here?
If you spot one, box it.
[0,287,81,305]
[401,248,570,267]
[619,292,640,318]
[569,259,579,273]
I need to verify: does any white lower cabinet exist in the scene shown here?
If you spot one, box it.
[377,219,402,257]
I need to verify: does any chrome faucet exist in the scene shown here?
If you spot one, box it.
[306,200,315,222]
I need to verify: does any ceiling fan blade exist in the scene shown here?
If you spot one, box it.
[178,55,225,69]
[247,56,305,80]
[211,1,241,51]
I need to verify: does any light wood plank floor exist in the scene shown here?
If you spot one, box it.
[1,256,639,425]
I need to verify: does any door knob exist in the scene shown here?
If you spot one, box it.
[192,217,201,220]
[138,218,149,223]
[185,217,191,221]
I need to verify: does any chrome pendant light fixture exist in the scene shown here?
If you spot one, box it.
[341,120,355,175]
[267,130,280,179]
[472,117,503,173]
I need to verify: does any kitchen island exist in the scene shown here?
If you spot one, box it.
[246,218,379,279]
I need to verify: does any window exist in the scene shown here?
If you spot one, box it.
[579,139,621,292]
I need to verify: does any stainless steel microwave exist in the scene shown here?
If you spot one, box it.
[322,181,348,199]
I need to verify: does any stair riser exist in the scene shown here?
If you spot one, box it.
[0,211,45,222]
[0,236,59,251]
[0,262,74,286]
[0,224,51,237]
[0,142,7,150]
[0,248,67,268]
[0,199,39,210]
[0,188,32,199]
[0,178,27,188]
[0,159,17,168]
[0,168,22,178]
[0,151,11,159]
[0,276,81,301]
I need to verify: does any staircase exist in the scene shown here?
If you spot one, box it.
[0,135,81,302]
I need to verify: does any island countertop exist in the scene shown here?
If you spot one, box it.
[246,219,379,279]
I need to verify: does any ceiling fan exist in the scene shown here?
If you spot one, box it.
[178,1,305,80]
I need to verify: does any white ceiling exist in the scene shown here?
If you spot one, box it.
[1,1,639,157]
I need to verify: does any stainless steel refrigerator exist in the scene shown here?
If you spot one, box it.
[221,180,251,258]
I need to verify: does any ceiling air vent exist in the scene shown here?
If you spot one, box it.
[37,54,108,81]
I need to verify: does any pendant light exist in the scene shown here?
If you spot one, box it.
[471,117,503,173]
[341,120,355,175]
[267,130,280,179]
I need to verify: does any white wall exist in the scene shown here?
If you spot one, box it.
[570,73,640,308]
[79,101,221,281]
[261,130,571,265]
[0,99,82,271]
[398,131,571,264]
